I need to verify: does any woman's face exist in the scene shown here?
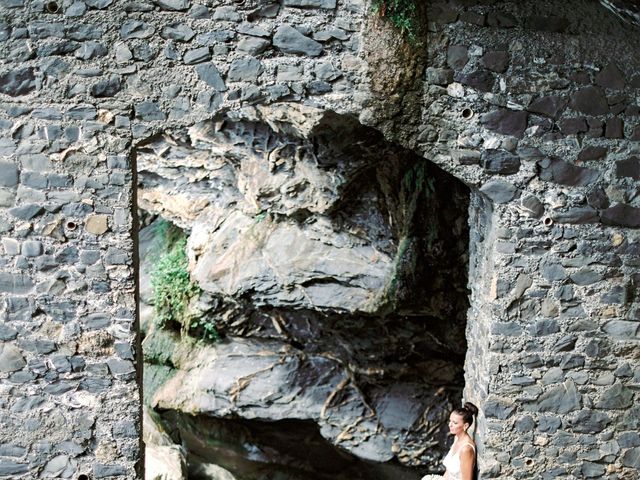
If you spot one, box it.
[448,412,468,436]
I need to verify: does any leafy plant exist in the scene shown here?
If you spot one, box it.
[151,236,201,330]
[189,318,220,343]
[372,0,419,42]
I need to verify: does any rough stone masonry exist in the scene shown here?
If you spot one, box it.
[0,0,639,479]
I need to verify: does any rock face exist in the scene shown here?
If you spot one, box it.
[1,1,640,479]
[140,105,471,477]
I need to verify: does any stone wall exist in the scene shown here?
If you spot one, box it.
[0,0,639,479]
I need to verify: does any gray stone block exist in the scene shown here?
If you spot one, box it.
[283,0,336,6]
[273,25,323,56]
[568,410,611,433]
[120,20,155,39]
[183,47,211,65]
[228,57,263,82]
[0,68,36,96]
[161,23,195,42]
[0,162,19,187]
[135,102,166,121]
[531,380,581,414]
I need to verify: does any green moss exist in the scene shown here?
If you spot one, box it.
[372,0,420,42]
[151,235,201,329]
[149,220,221,343]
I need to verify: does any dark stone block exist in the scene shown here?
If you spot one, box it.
[625,104,640,116]
[570,86,609,116]
[120,20,154,39]
[615,156,640,180]
[622,447,640,469]
[481,108,528,138]
[481,149,521,175]
[184,46,212,64]
[559,118,587,135]
[90,75,122,97]
[307,80,331,95]
[586,118,604,138]
[559,353,585,369]
[480,51,509,73]
[67,105,97,120]
[554,335,577,352]
[541,261,566,282]
[160,22,195,42]
[595,63,625,90]
[454,149,480,165]
[600,203,640,228]
[528,95,567,119]
[196,63,227,91]
[456,70,494,92]
[486,12,517,28]
[533,381,581,414]
[425,67,453,86]
[484,397,515,419]
[631,125,640,141]
[538,157,600,187]
[0,161,19,187]
[135,101,166,121]
[529,319,560,336]
[568,410,611,433]
[538,415,562,433]
[596,383,633,409]
[570,71,591,84]
[552,207,599,225]
[605,117,624,139]
[570,269,602,285]
[479,179,517,203]
[601,284,628,304]
[0,68,36,96]
[273,25,322,56]
[520,194,544,218]
[619,432,640,448]
[526,15,569,33]
[447,45,468,70]
[577,146,607,162]
[93,464,127,479]
[460,11,485,26]
[113,420,138,438]
[428,5,458,24]
[228,57,263,83]
[9,204,43,220]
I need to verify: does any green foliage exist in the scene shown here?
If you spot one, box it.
[372,0,419,41]
[149,221,220,343]
[188,318,220,343]
[151,236,201,331]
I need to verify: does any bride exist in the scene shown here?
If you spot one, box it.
[422,402,479,480]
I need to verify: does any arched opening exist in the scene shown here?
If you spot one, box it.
[136,107,471,478]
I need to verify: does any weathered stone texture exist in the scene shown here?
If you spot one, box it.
[1,0,639,479]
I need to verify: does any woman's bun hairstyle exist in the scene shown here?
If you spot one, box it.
[454,402,479,427]
[464,402,479,417]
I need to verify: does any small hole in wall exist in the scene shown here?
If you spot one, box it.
[65,220,78,231]
[461,108,474,119]
[525,458,534,467]
[45,1,60,13]
[542,216,553,227]
[77,475,90,480]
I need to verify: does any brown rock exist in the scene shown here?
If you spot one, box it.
[85,214,109,235]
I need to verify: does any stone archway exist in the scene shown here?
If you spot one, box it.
[137,105,473,478]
